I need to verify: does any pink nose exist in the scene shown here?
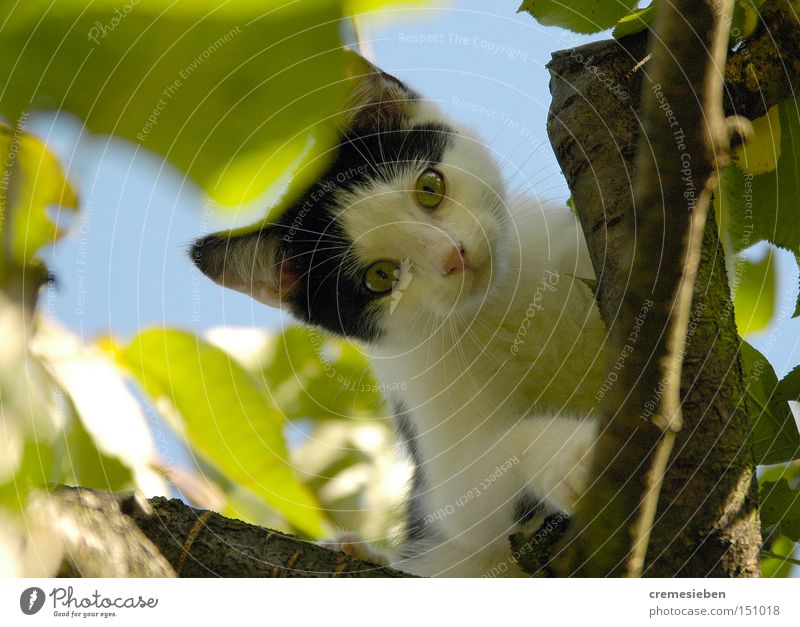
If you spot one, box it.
[443,245,468,275]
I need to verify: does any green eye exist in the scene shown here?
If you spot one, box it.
[364,260,400,294]
[415,169,445,210]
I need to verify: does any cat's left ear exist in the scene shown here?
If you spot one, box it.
[343,51,419,131]
[189,227,296,309]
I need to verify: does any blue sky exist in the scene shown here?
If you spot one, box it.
[33,0,800,378]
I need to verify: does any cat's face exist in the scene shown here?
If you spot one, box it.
[191,57,507,344]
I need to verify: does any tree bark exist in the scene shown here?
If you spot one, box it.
[49,487,411,578]
[544,0,799,577]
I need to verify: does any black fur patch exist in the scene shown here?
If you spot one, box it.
[404,464,431,544]
[513,491,545,527]
[391,399,421,467]
[389,398,434,547]
[274,120,454,341]
[192,113,456,342]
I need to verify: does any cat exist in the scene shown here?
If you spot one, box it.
[190,55,608,577]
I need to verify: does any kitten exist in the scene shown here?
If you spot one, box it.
[191,56,608,577]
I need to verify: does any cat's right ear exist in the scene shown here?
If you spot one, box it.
[189,228,297,309]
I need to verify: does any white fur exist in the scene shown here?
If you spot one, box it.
[333,107,608,576]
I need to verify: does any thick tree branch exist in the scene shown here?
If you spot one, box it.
[724,0,800,120]
[48,487,412,577]
[546,0,778,577]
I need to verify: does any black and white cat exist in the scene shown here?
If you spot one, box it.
[191,56,608,577]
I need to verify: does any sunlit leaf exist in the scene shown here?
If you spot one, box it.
[209,326,384,421]
[612,2,656,38]
[0,1,355,207]
[732,248,776,336]
[761,536,797,577]
[58,402,134,493]
[519,0,639,34]
[33,321,165,495]
[119,329,325,536]
[0,123,77,273]
[0,296,62,507]
[740,341,800,465]
[262,327,384,420]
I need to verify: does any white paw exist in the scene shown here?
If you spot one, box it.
[318,532,388,565]
[530,420,597,514]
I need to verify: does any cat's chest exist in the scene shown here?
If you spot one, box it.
[370,275,607,422]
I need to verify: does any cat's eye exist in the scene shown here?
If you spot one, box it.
[415,169,445,210]
[364,260,400,294]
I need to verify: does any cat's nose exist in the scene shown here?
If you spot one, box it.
[443,245,469,275]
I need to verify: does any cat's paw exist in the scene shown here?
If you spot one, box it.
[528,419,597,514]
[318,532,389,565]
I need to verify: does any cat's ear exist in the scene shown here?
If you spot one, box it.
[344,51,418,131]
[189,227,297,309]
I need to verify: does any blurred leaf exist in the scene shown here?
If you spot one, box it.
[0,295,61,507]
[0,123,77,275]
[0,0,356,207]
[33,321,165,495]
[58,402,134,492]
[760,479,800,541]
[759,460,800,485]
[733,248,776,336]
[155,463,225,511]
[119,329,324,537]
[740,341,800,465]
[262,327,384,421]
[731,105,781,175]
[761,536,797,577]
[612,2,656,38]
[519,0,638,34]
[730,0,764,45]
[718,97,800,254]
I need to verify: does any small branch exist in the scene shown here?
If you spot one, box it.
[49,487,412,577]
[551,0,738,577]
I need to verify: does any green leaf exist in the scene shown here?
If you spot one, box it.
[740,341,800,465]
[260,327,384,421]
[760,479,800,541]
[58,403,134,492]
[0,1,359,207]
[35,320,166,494]
[730,0,765,44]
[120,328,325,537]
[519,0,639,34]
[761,536,798,577]
[613,2,656,38]
[0,123,78,273]
[732,248,777,336]
[718,98,800,254]
[794,253,800,318]
[730,105,781,175]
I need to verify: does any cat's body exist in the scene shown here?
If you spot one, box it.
[371,199,607,576]
[191,54,607,577]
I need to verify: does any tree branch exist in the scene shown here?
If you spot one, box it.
[48,487,412,577]
[546,0,774,577]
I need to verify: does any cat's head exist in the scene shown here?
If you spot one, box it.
[191,56,507,344]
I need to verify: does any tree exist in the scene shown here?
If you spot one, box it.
[1,0,799,577]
